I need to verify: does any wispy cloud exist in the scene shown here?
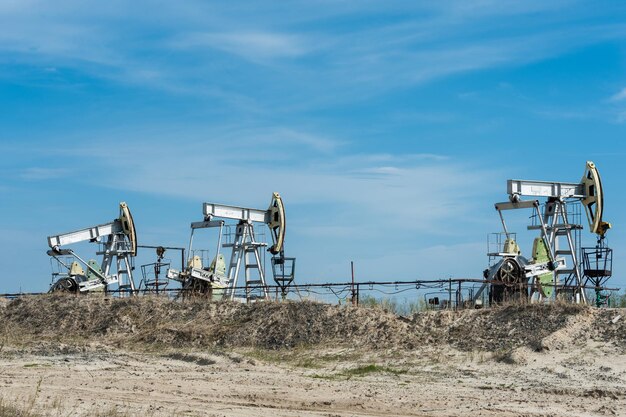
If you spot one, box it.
[2,1,626,290]
[350,153,449,164]
[353,241,487,280]
[235,127,342,153]
[610,87,626,102]
[533,108,596,121]
[30,130,497,237]
[20,167,70,181]
[1,1,625,110]
[172,31,311,62]
[608,87,626,123]
[5,122,497,236]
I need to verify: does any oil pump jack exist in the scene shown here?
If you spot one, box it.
[47,202,138,294]
[482,161,612,304]
[168,192,295,301]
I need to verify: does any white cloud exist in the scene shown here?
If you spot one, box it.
[2,1,625,290]
[1,1,624,108]
[440,0,576,18]
[352,153,449,163]
[610,87,626,102]
[6,128,505,286]
[49,132,497,237]
[237,127,341,153]
[170,31,312,63]
[20,167,70,181]
[354,241,487,280]
[534,108,595,121]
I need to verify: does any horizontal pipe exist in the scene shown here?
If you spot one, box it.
[2,278,618,298]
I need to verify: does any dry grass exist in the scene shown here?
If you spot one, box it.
[0,294,622,356]
[0,399,41,417]
[310,363,408,380]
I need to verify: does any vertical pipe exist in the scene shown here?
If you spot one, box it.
[187,229,195,266]
[215,222,224,273]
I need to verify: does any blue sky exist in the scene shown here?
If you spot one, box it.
[1,1,625,293]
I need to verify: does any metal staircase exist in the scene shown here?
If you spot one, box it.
[224,221,270,301]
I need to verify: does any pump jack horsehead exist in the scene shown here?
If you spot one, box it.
[167,192,290,302]
[47,202,138,294]
[483,161,612,304]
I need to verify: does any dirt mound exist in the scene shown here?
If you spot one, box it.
[593,309,626,348]
[0,295,411,350]
[409,303,589,352]
[0,295,623,352]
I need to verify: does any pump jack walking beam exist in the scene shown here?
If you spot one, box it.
[203,192,285,255]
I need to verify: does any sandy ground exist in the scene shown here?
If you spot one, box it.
[1,341,625,417]
[1,297,625,416]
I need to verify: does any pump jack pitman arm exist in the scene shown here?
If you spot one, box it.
[202,192,286,255]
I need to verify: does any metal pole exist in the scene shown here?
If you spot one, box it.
[215,222,224,274]
[187,228,194,262]
[498,209,510,239]
[351,261,356,306]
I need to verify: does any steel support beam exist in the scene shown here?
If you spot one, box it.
[508,180,584,199]
[47,221,121,248]
[203,203,269,223]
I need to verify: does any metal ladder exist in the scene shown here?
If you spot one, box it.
[529,199,585,302]
[224,221,269,302]
[100,234,136,296]
[115,256,136,294]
